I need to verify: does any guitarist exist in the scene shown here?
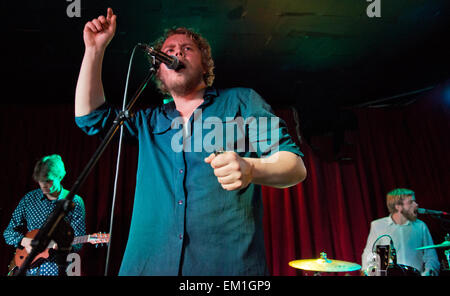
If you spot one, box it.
[3,154,86,275]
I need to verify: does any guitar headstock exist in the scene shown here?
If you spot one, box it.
[87,232,110,246]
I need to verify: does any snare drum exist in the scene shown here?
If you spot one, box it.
[387,264,420,276]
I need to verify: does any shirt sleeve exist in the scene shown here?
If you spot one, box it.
[75,103,139,138]
[361,221,379,273]
[241,88,303,158]
[421,224,441,275]
[3,196,27,248]
[70,196,87,253]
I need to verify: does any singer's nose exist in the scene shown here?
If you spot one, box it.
[174,48,183,57]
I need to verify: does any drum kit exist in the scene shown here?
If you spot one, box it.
[416,236,450,250]
[288,234,450,275]
[289,252,361,274]
[417,234,450,274]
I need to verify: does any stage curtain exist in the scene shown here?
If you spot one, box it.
[0,84,448,276]
[263,84,450,275]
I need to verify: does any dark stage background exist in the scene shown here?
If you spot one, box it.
[0,85,449,276]
[0,1,449,276]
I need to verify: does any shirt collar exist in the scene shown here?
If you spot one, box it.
[198,87,219,109]
[161,86,219,118]
[203,87,219,100]
[40,188,65,201]
[388,215,412,226]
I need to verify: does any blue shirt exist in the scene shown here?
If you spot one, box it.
[76,87,302,275]
[3,188,86,275]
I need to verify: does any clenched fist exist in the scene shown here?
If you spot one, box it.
[205,151,254,191]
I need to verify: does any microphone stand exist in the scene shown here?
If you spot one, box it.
[16,64,157,276]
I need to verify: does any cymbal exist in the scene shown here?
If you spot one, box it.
[416,240,450,250]
[289,252,361,272]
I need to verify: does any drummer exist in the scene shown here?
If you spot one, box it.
[361,188,440,276]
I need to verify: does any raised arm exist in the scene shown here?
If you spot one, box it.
[75,8,117,116]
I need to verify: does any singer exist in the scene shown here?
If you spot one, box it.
[361,188,440,276]
[74,8,306,275]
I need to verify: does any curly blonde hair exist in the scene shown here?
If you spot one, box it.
[151,27,215,96]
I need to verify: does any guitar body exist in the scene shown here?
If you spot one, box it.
[7,230,109,275]
[13,229,50,271]
[7,256,18,276]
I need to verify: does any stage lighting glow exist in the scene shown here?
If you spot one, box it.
[444,85,450,105]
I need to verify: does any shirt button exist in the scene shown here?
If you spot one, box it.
[178,200,183,205]
[179,234,183,240]
[179,169,184,174]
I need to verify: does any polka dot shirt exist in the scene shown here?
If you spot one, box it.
[3,188,86,276]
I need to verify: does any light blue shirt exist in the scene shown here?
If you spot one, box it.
[361,216,440,275]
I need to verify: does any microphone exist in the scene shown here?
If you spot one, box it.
[137,43,183,70]
[418,208,449,215]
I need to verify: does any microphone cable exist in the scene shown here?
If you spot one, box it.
[104,44,140,276]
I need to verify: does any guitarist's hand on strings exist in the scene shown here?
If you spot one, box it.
[20,237,33,254]
[20,237,57,254]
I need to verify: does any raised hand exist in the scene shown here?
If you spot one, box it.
[83,7,117,51]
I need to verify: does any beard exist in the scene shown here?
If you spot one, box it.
[159,65,204,97]
[401,208,417,222]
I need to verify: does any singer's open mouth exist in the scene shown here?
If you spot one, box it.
[175,62,186,72]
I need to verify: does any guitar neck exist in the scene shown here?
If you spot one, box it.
[72,235,90,245]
